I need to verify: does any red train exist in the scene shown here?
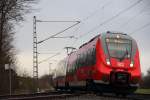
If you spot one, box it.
[53,31,141,94]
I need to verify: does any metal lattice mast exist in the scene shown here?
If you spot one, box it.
[32,16,79,91]
[33,16,39,91]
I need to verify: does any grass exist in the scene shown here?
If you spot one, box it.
[135,88,150,94]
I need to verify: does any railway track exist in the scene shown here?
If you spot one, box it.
[0,91,85,100]
[128,93,150,100]
[0,91,149,100]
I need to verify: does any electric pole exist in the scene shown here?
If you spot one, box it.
[33,16,39,92]
[32,16,80,92]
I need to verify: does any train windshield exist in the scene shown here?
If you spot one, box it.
[106,38,132,60]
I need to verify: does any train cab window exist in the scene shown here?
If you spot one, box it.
[106,38,132,60]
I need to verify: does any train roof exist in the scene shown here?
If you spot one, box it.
[106,31,127,35]
[101,31,135,40]
[79,34,100,49]
[79,31,135,49]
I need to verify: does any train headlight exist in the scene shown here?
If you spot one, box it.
[130,62,134,68]
[106,59,110,65]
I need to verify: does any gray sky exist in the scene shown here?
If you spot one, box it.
[15,0,150,76]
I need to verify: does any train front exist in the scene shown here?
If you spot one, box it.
[96,32,141,92]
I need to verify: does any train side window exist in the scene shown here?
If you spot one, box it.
[66,65,69,73]
[71,63,74,74]
[68,64,71,74]
[86,50,91,66]
[72,62,75,73]
[85,48,96,66]
[73,60,77,72]
[84,52,88,66]
[82,53,86,66]
[76,55,79,68]
[76,60,78,70]
[80,54,83,67]
[76,49,96,68]
[79,53,85,67]
[77,54,81,68]
[85,53,88,66]
[74,60,77,70]
[90,49,93,65]
[92,48,96,65]
[69,64,72,73]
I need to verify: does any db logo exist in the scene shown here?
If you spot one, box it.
[117,62,124,67]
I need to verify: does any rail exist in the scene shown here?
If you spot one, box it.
[0,91,149,100]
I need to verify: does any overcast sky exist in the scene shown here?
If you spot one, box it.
[15,0,150,76]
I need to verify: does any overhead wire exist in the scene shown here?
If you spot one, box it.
[37,21,80,65]
[77,0,143,39]
[37,23,80,64]
[39,0,143,64]
[38,52,61,64]
[37,21,80,44]
[81,0,112,22]
[38,52,58,55]
[69,0,113,47]
[119,1,150,28]
[37,0,113,66]
[72,0,112,34]
[57,0,149,65]
[60,0,143,55]
[131,22,150,35]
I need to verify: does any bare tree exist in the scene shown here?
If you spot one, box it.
[0,0,38,94]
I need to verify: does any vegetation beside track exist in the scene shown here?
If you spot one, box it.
[135,88,150,94]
